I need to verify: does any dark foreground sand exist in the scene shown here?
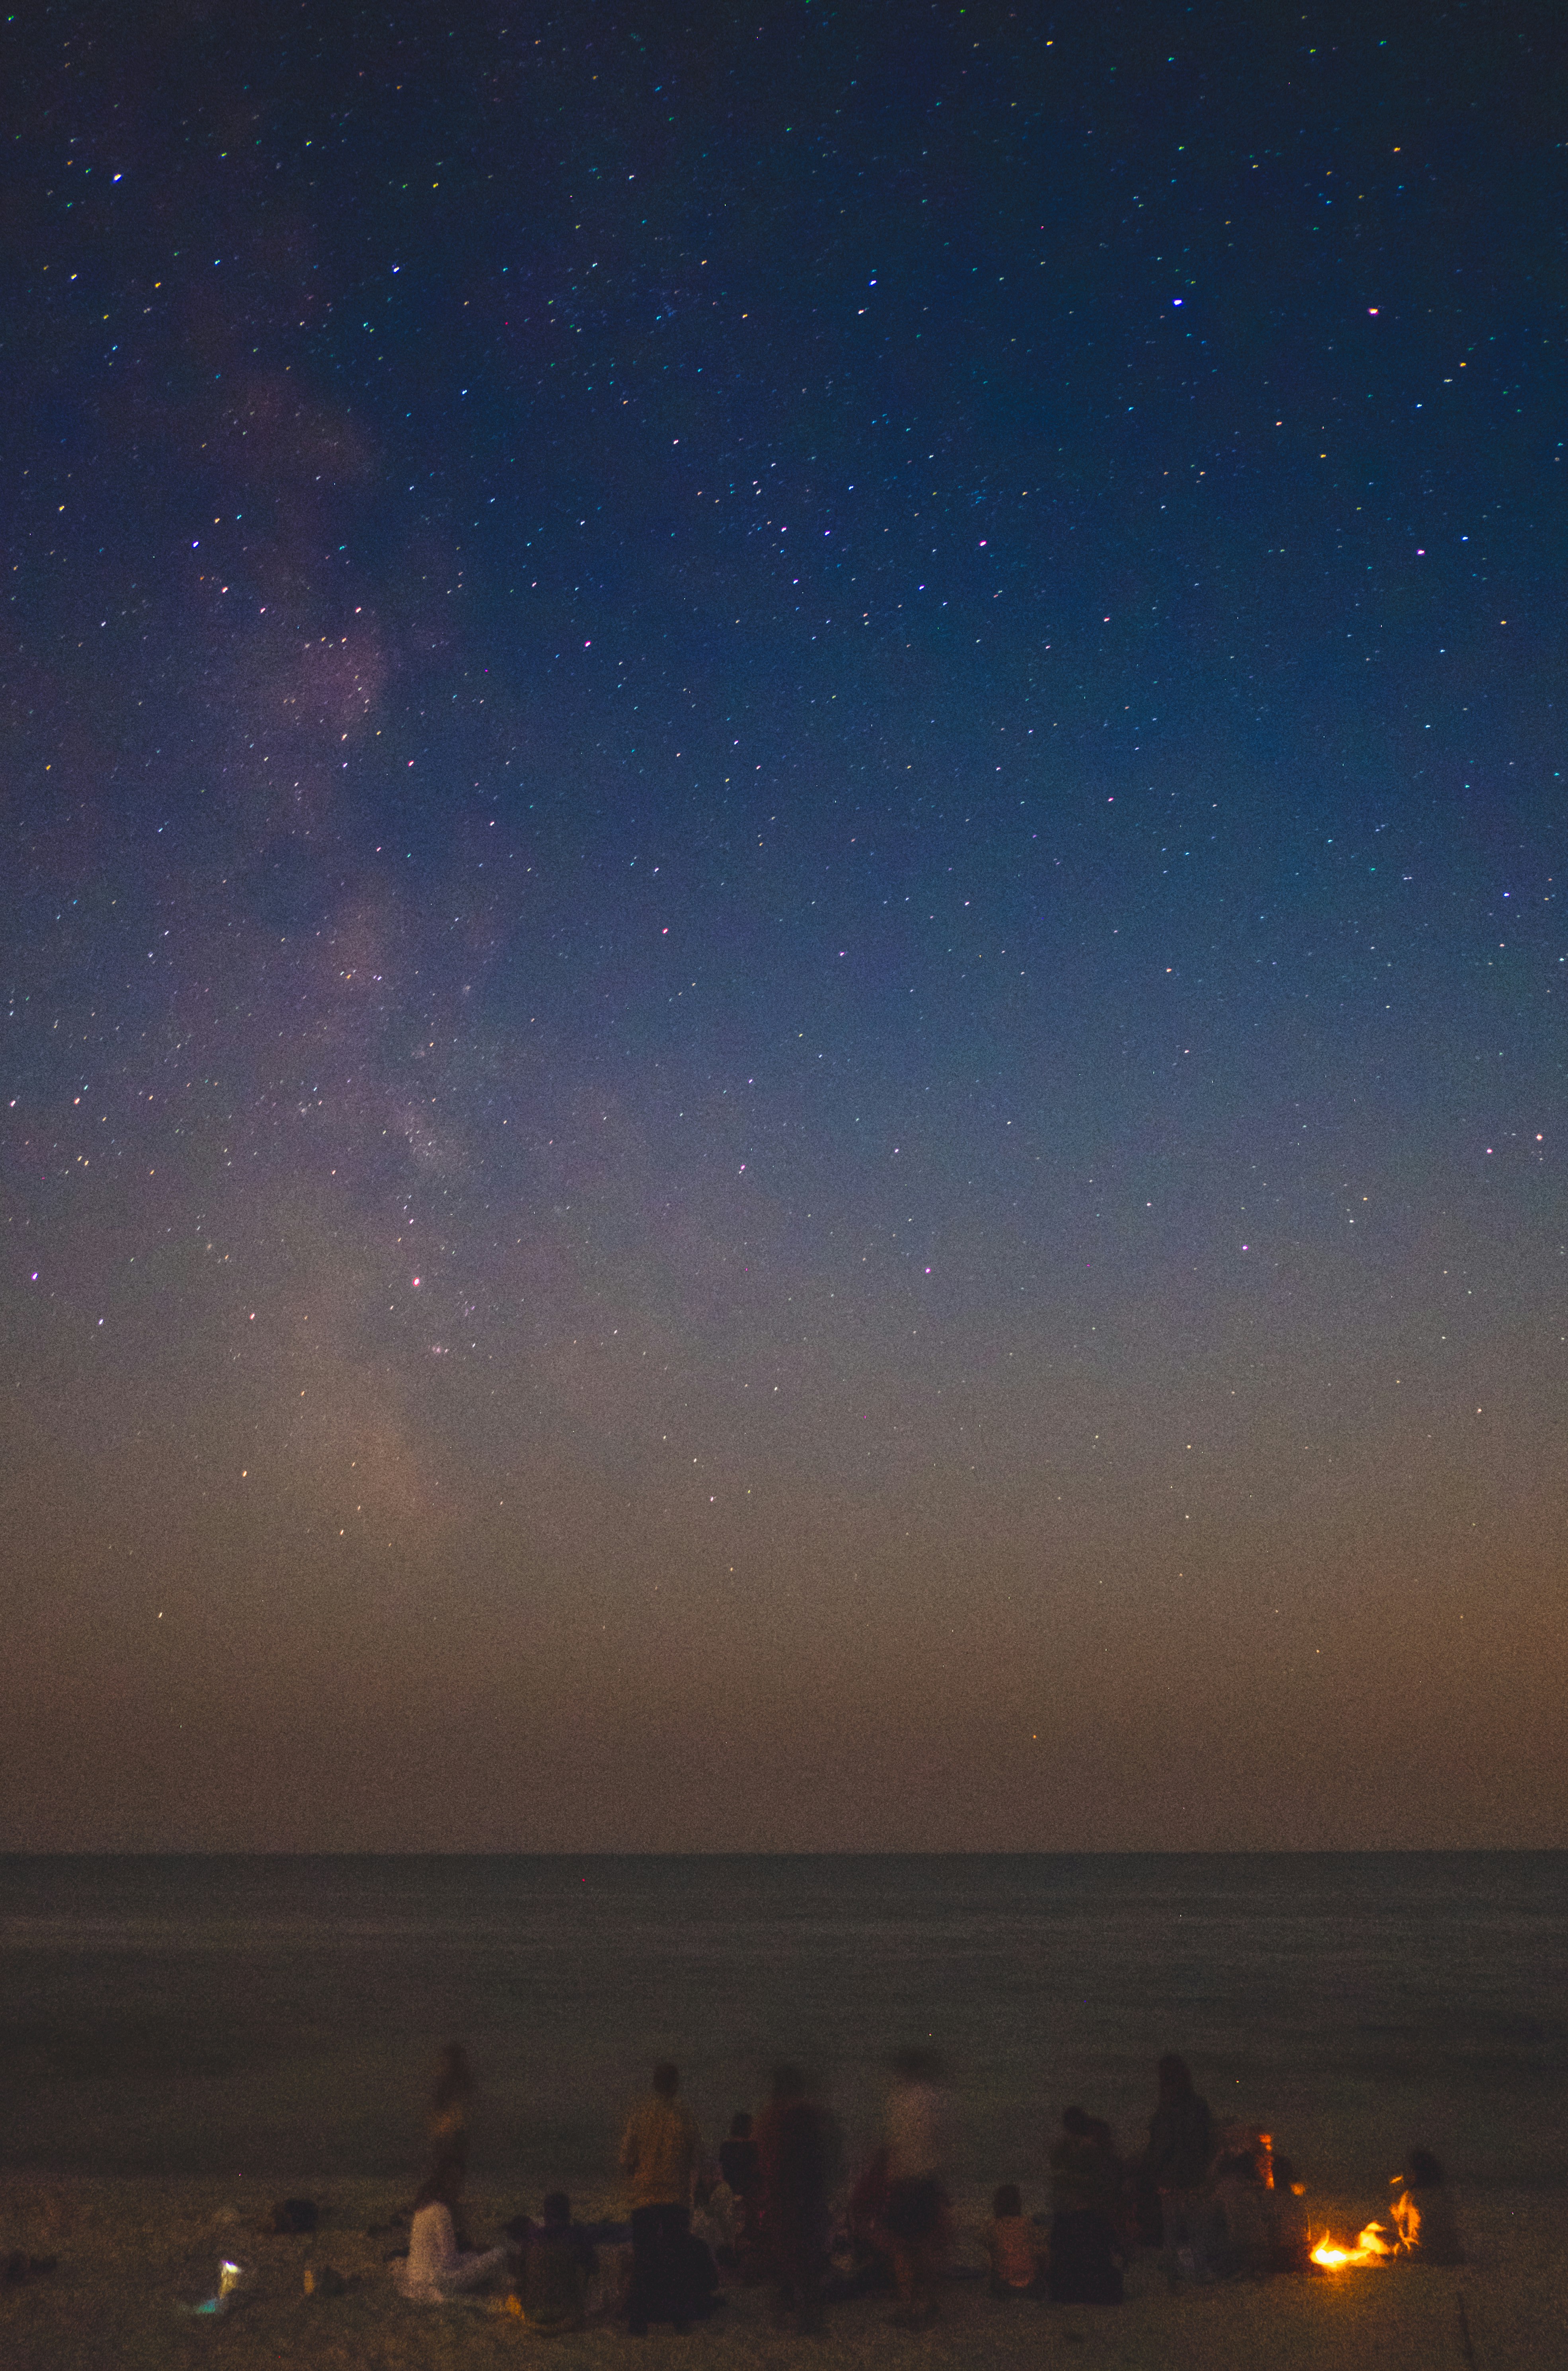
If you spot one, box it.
[0,2176,1556,2371]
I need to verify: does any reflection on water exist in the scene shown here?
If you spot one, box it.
[2,1854,1564,2188]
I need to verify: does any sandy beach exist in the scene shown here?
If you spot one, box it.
[0,2173,1557,2371]
[6,1860,1564,2367]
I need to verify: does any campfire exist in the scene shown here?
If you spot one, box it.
[1309,2220,1398,2270]
[1390,2189,1421,2251]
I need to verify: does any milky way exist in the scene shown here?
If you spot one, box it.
[4,4,1563,1848]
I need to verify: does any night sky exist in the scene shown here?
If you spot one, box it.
[5,1,1564,1851]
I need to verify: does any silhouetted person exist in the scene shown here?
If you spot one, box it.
[515,2192,598,2331]
[755,2063,837,2333]
[619,2061,705,2334]
[1047,2108,1123,2303]
[1145,2054,1216,2285]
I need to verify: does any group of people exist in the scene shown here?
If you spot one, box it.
[396,2040,1462,2331]
[987,2053,1312,2303]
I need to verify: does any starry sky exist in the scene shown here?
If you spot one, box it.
[4,0,1564,1852]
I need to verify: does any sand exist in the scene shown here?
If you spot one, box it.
[0,2174,1559,2371]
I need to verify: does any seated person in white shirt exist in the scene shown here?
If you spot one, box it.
[398,2153,509,2302]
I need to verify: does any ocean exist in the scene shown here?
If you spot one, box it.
[2,1854,1564,2201]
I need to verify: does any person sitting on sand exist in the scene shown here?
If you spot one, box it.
[1144,2054,1217,2285]
[514,2192,599,2332]
[398,2156,509,2303]
[986,2184,1047,2299]
[1392,2147,1465,2264]
[619,2060,706,2334]
[1047,2108,1124,2304]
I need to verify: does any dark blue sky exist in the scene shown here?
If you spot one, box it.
[4,0,1564,1848]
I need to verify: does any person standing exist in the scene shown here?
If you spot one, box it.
[1144,2054,1215,2285]
[1046,2107,1124,2303]
[882,2047,951,2328]
[619,2061,704,2334]
[754,2063,838,2334]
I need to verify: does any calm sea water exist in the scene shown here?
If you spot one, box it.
[2,1855,1564,2197]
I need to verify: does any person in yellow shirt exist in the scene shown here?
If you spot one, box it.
[619,2062,705,2334]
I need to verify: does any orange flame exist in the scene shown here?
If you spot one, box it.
[1310,2221,1396,2270]
[1391,2191,1421,2251]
